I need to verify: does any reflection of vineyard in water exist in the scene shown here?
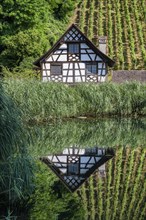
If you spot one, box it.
[29,146,146,220]
[27,118,146,219]
[75,0,146,70]
[78,147,146,220]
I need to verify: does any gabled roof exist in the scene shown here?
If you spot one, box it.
[40,147,115,192]
[34,24,115,67]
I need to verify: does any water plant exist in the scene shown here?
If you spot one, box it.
[0,81,34,217]
[4,79,146,122]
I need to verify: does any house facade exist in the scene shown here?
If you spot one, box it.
[40,147,114,192]
[34,24,115,83]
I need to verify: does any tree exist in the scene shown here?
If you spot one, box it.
[0,0,76,71]
[0,0,50,69]
[48,0,76,19]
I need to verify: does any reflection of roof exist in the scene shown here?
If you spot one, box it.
[34,24,115,68]
[40,147,114,192]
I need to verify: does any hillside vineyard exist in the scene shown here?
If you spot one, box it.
[75,0,146,70]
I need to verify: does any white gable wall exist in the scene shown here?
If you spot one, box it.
[42,27,107,83]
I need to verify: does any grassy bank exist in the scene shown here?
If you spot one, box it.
[4,79,146,122]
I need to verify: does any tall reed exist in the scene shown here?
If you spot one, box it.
[4,79,146,122]
[0,81,34,211]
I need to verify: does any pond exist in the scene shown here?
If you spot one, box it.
[1,118,146,220]
[27,118,146,220]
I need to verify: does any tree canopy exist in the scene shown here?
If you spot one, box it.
[0,0,77,71]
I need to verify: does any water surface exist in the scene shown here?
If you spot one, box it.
[28,118,146,220]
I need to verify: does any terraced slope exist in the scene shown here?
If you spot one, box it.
[75,0,146,70]
[78,147,146,220]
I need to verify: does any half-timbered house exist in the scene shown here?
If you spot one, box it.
[34,24,115,83]
[40,147,114,192]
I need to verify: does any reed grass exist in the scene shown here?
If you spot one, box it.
[0,81,34,210]
[27,118,146,157]
[3,79,146,122]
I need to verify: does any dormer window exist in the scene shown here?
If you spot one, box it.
[68,43,79,54]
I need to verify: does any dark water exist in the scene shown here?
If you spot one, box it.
[27,118,146,220]
[2,118,146,220]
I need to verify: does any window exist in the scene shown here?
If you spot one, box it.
[50,64,62,75]
[68,43,79,54]
[98,63,106,76]
[86,64,97,75]
[68,163,79,174]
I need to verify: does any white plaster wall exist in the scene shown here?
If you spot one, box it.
[63,63,69,69]
[67,77,73,83]
[90,54,96,60]
[51,54,59,61]
[98,63,105,68]
[98,69,106,75]
[43,63,50,69]
[98,76,106,82]
[57,54,67,61]
[81,54,91,61]
[79,63,85,68]
[87,49,94,53]
[42,77,49,82]
[42,70,50,77]
[81,49,86,53]
[54,50,61,54]
[96,56,102,61]
[81,43,89,48]
[75,76,82,82]
[60,44,67,49]
[68,70,73,76]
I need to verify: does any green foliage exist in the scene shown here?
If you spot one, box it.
[2,64,40,80]
[0,0,73,71]
[0,81,34,208]
[0,0,50,66]
[29,162,85,220]
[1,28,49,67]
[4,80,146,122]
[49,0,77,20]
[0,0,49,33]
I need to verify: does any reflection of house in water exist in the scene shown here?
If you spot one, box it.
[40,147,114,192]
[98,164,106,178]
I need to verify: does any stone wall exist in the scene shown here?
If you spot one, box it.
[112,70,146,83]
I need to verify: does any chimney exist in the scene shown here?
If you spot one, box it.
[98,36,107,54]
